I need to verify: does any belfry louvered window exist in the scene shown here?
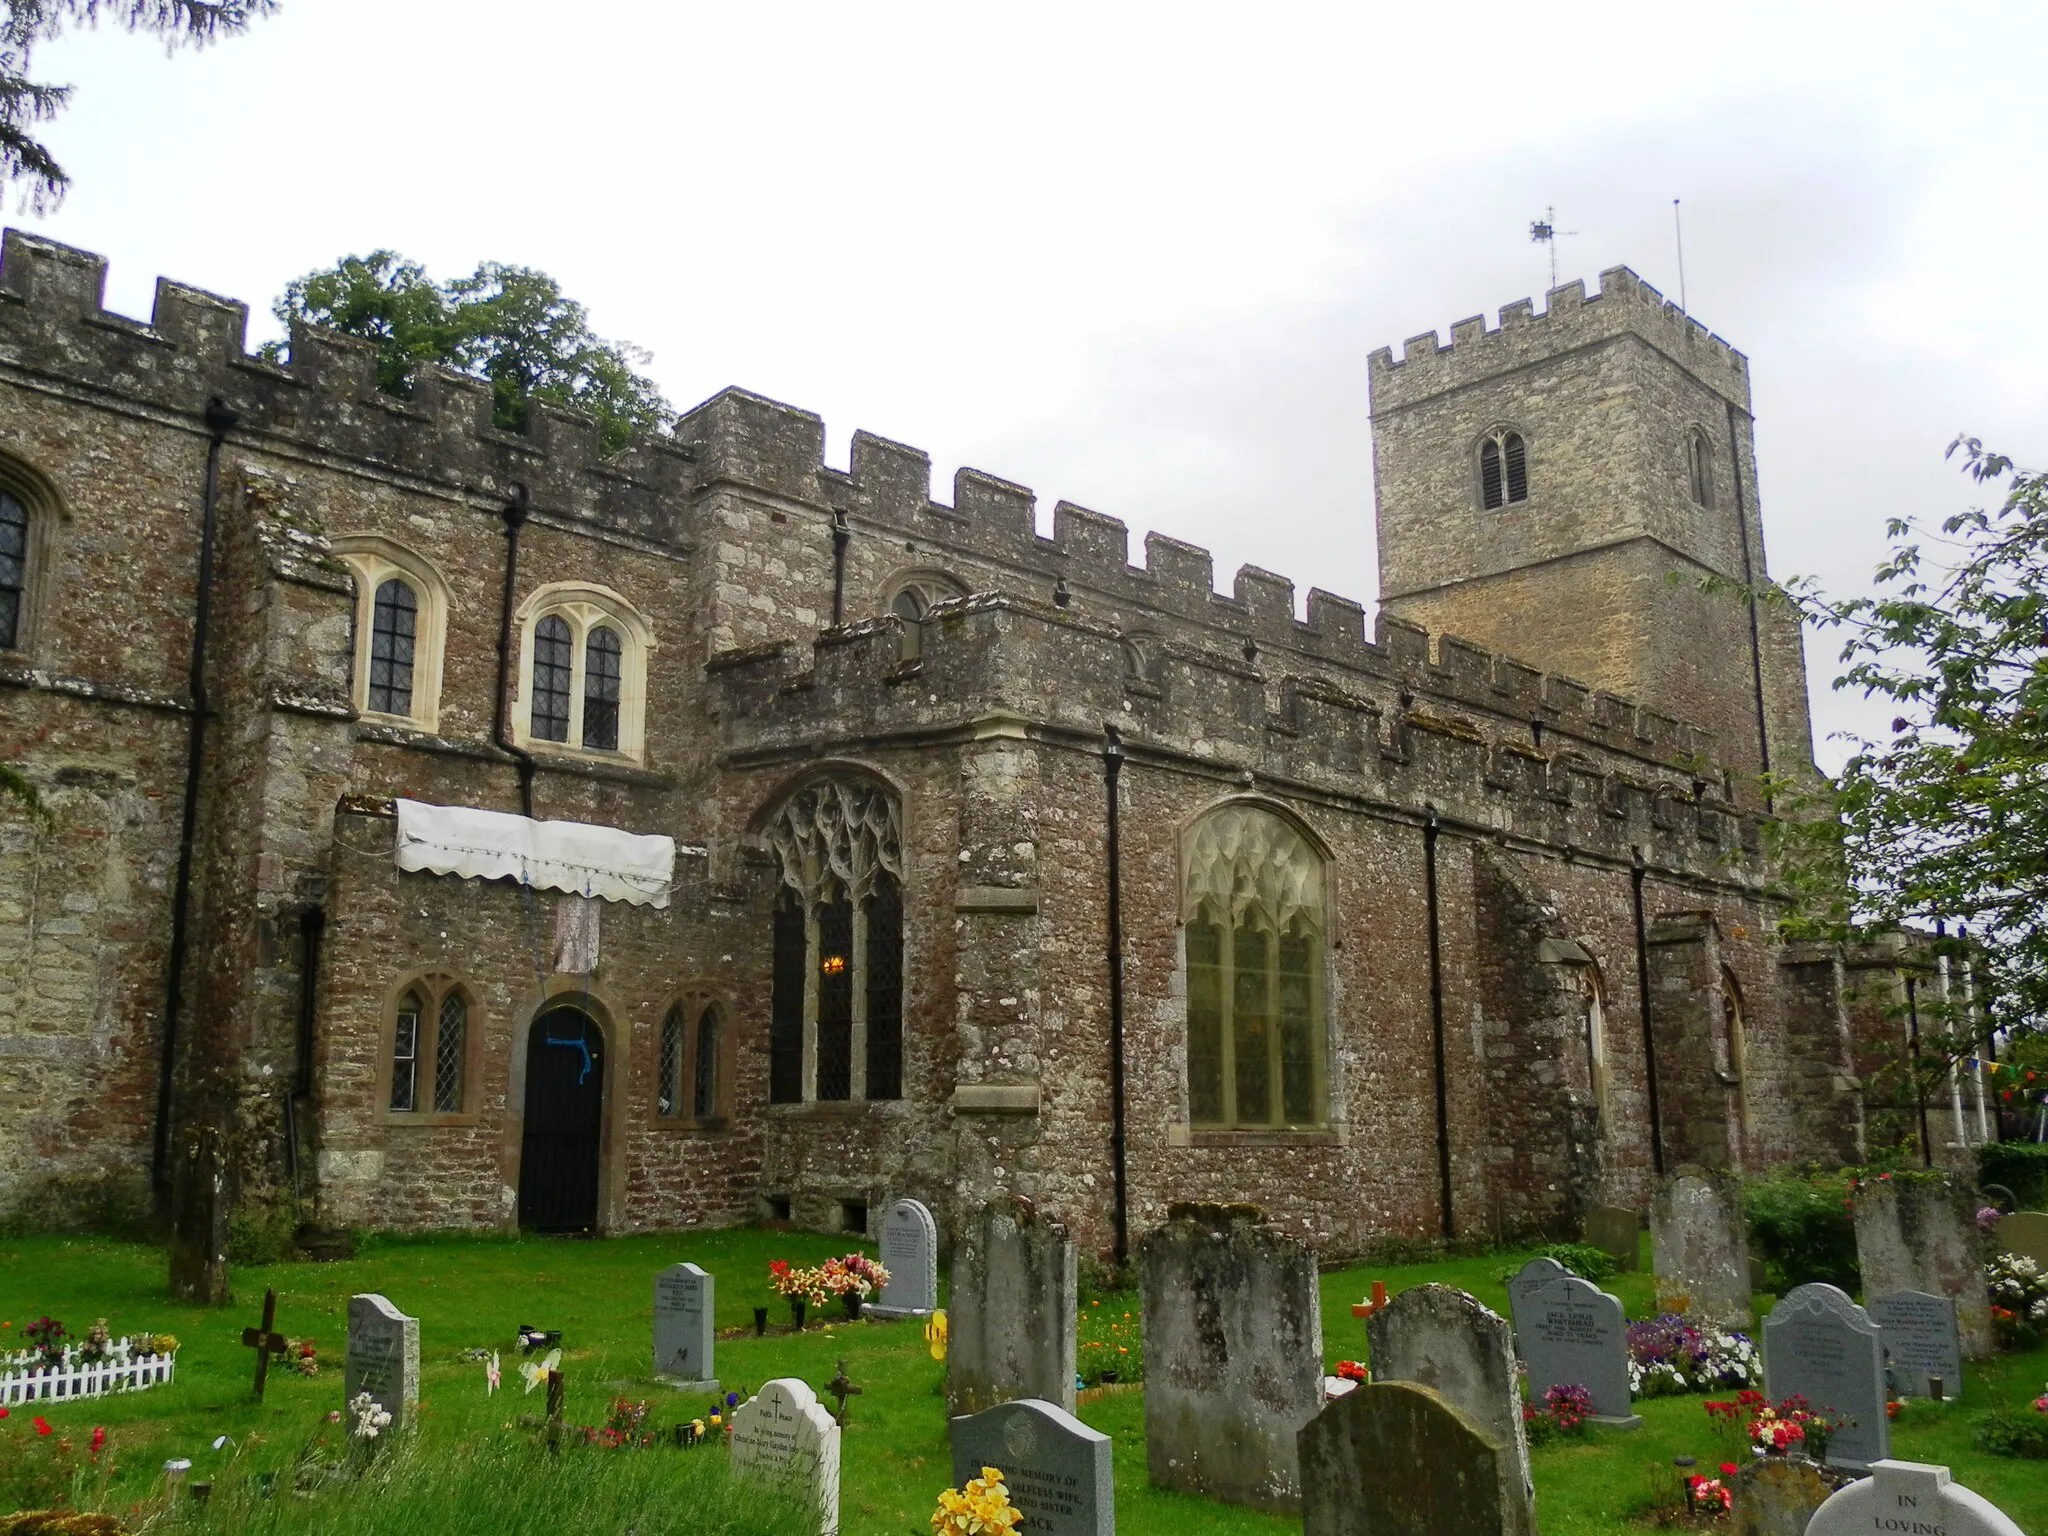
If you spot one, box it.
[0,489,27,650]
[531,616,574,742]
[1480,430,1529,509]
[367,578,418,716]
[387,977,474,1117]
[1184,804,1327,1128]
[764,778,906,1107]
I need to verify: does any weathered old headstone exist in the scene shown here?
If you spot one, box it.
[1868,1289,1963,1400]
[1298,1381,1512,1536]
[344,1293,419,1432]
[869,1197,939,1319]
[1989,1209,2048,1266]
[1582,1206,1641,1271]
[947,1194,1076,1416]
[730,1377,841,1536]
[1652,1167,1753,1326]
[653,1261,718,1390]
[1806,1459,2024,1536]
[1853,1172,1992,1360]
[1729,1455,1832,1536]
[1505,1258,1640,1427]
[1366,1284,1535,1536]
[1140,1203,1324,1511]
[1761,1283,1888,1472]
[948,1397,1112,1536]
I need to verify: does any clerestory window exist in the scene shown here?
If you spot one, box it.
[1479,429,1529,510]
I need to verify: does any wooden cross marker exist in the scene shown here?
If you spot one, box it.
[1350,1280,1389,1322]
[825,1359,862,1426]
[239,1287,287,1400]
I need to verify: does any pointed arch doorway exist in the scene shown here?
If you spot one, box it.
[518,1005,606,1232]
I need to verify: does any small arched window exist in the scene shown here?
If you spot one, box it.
[1718,967,1749,1133]
[693,1006,721,1119]
[1479,429,1529,510]
[386,976,477,1118]
[333,535,452,731]
[532,616,574,743]
[0,489,27,651]
[584,626,623,750]
[515,582,655,761]
[368,578,418,717]
[1687,429,1715,508]
[657,1008,683,1118]
[391,989,423,1112]
[1584,966,1611,1124]
[892,589,928,662]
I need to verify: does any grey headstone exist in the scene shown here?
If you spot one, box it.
[1995,1210,2048,1266]
[1853,1173,1993,1359]
[869,1198,939,1318]
[1139,1204,1324,1511]
[947,1195,1076,1416]
[653,1261,718,1390]
[948,1398,1112,1536]
[1652,1167,1753,1326]
[1582,1206,1640,1271]
[1506,1258,1639,1426]
[1729,1455,1831,1536]
[1366,1285,1535,1536]
[730,1377,841,1536]
[1761,1283,1888,1472]
[1868,1289,1963,1400]
[1298,1381,1513,1536]
[1806,1459,2024,1536]
[344,1293,419,1432]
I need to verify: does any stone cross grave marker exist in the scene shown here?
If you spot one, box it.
[1760,1282,1888,1471]
[653,1261,718,1391]
[1139,1203,1324,1511]
[1583,1205,1641,1271]
[1652,1167,1753,1326]
[949,1397,1112,1536]
[1806,1459,2024,1536]
[1853,1172,1993,1359]
[1366,1284,1535,1536]
[239,1286,286,1400]
[869,1197,939,1319]
[1995,1209,2048,1265]
[1505,1258,1641,1427]
[1728,1455,1831,1536]
[947,1194,1076,1416]
[1298,1380,1513,1536]
[344,1293,419,1432]
[1868,1289,1963,1400]
[730,1377,841,1536]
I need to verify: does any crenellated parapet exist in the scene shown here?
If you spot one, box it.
[1367,266,1750,413]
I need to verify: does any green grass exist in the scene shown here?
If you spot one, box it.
[3,1230,2044,1535]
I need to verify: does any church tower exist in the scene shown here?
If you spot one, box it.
[1368,268,1813,785]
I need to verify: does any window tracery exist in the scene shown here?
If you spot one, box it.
[1479,428,1529,509]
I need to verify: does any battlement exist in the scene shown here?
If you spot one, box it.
[1366,266,1750,413]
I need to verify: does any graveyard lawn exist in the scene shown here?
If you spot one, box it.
[2,1232,2043,1536]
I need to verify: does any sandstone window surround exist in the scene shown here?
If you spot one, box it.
[654,996,731,1128]
[1181,802,1330,1131]
[1478,426,1530,510]
[511,581,654,762]
[1687,427,1716,509]
[377,973,484,1125]
[331,534,452,734]
[881,568,966,663]
[0,453,64,659]
[763,776,906,1108]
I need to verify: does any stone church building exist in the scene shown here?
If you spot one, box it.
[0,230,1880,1263]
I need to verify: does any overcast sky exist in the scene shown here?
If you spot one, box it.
[19,1,2048,766]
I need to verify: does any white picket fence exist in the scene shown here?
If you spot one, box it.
[0,1338,177,1405]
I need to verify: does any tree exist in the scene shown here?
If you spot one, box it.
[1,1,276,210]
[1766,438,2048,1071]
[267,252,675,454]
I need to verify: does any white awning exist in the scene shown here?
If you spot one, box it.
[394,799,676,909]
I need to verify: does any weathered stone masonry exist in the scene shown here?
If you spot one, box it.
[0,232,1871,1258]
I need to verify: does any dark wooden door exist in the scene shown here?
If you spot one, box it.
[518,1008,605,1232]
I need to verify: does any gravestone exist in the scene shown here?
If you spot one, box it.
[730,1377,841,1536]
[1729,1456,1831,1536]
[1991,1209,2048,1266]
[1582,1206,1640,1271]
[343,1293,419,1432]
[1651,1167,1753,1326]
[1806,1459,2024,1536]
[1505,1258,1640,1427]
[1298,1381,1512,1536]
[1139,1203,1324,1511]
[1366,1285,1535,1536]
[1852,1172,1992,1359]
[653,1262,718,1390]
[947,1194,1076,1416]
[948,1397,1112,1536]
[1868,1290,1962,1400]
[1760,1283,1888,1472]
[869,1197,939,1319]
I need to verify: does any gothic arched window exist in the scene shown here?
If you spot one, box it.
[1479,429,1529,510]
[0,489,28,651]
[764,777,905,1106]
[1687,429,1715,508]
[1718,966,1750,1139]
[1183,803,1327,1128]
[515,581,656,761]
[333,534,452,731]
[386,976,476,1118]
[368,578,418,717]
[658,1007,684,1118]
[693,1005,721,1119]
[531,615,574,742]
[1583,965,1611,1124]
[584,625,623,750]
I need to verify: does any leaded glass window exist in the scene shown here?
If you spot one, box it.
[864,875,903,1100]
[367,578,417,716]
[693,1007,720,1119]
[0,490,25,651]
[389,980,474,1116]
[390,991,422,1112]
[1183,805,1327,1128]
[658,1008,683,1118]
[583,625,621,750]
[816,895,854,1101]
[531,615,573,742]
[770,890,805,1104]
[433,991,467,1112]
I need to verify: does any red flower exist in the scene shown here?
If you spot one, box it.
[34,1415,52,1435]
[0,1407,9,1419]
[1720,1462,1738,1476]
